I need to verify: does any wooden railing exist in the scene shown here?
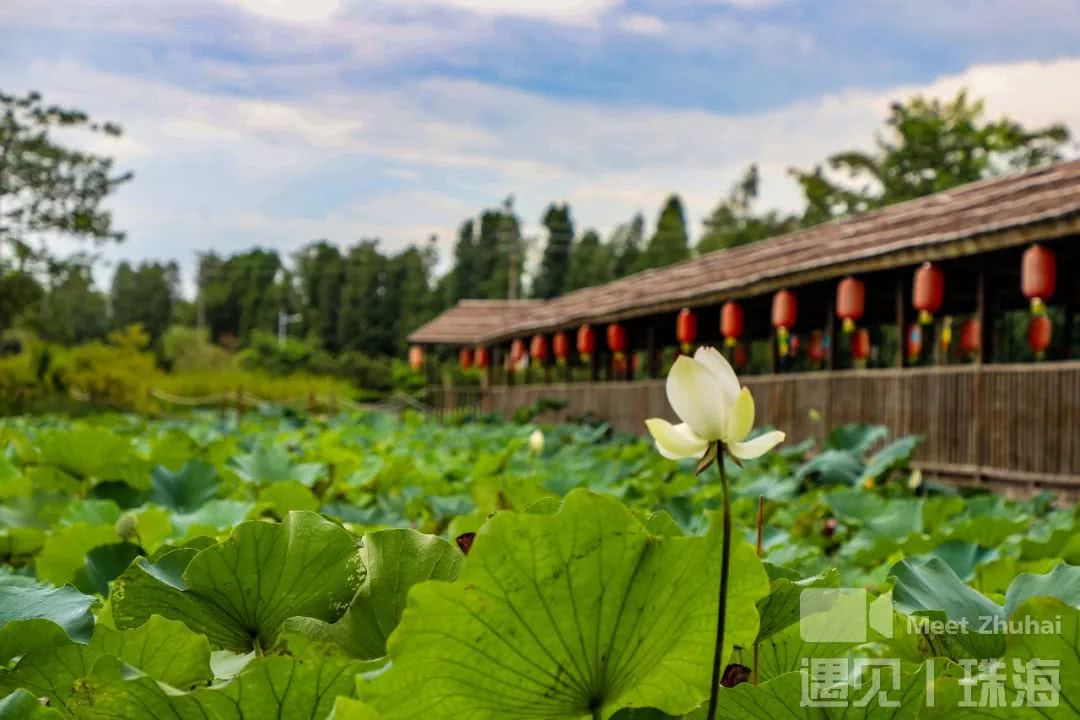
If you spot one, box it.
[475,361,1080,491]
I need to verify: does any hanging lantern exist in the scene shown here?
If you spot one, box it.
[408,345,424,371]
[789,334,801,357]
[721,301,744,347]
[607,323,628,360]
[836,277,865,333]
[530,334,548,363]
[676,308,697,353]
[959,319,980,356]
[552,331,570,364]
[1028,315,1052,359]
[913,262,944,324]
[1022,244,1056,315]
[772,289,797,357]
[851,328,871,361]
[576,324,595,361]
[808,331,826,363]
[939,316,954,353]
[459,347,473,370]
[733,343,749,369]
[510,338,526,367]
[906,324,923,362]
[475,347,489,369]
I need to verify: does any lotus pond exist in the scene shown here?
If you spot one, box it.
[0,410,1076,718]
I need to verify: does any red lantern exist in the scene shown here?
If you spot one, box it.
[851,328,870,361]
[530,334,548,362]
[552,331,570,362]
[475,347,489,369]
[721,301,744,347]
[907,324,923,361]
[913,262,944,324]
[459,347,473,369]
[959,319,980,356]
[836,277,865,333]
[510,338,526,366]
[408,345,424,371]
[789,334,801,356]
[576,324,595,360]
[808,331,826,363]
[1022,244,1056,315]
[1028,315,1052,358]
[733,343,749,369]
[676,308,697,353]
[772,289,797,357]
[607,323,627,358]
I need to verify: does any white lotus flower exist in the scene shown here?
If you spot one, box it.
[645,347,785,463]
[528,429,545,455]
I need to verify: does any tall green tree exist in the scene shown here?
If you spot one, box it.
[295,241,345,352]
[337,240,391,354]
[471,197,524,299]
[790,91,1070,225]
[31,264,108,345]
[449,220,477,305]
[566,229,612,292]
[387,238,438,353]
[639,195,690,271]
[109,260,180,343]
[531,203,574,299]
[609,213,644,279]
[201,249,282,345]
[697,165,799,254]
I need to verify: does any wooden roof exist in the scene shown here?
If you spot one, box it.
[418,159,1080,345]
[408,299,543,344]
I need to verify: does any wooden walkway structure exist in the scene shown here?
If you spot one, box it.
[410,161,1080,494]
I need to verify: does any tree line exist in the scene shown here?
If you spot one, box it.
[0,89,1069,364]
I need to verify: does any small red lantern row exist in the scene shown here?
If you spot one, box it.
[721,301,744,347]
[836,277,865,333]
[553,331,570,363]
[459,347,473,369]
[530,334,548,362]
[772,289,797,357]
[408,345,424,371]
[607,323,627,359]
[913,262,944,324]
[577,324,595,360]
[1022,244,1056,315]
[1029,315,1052,358]
[510,338,526,366]
[676,308,697,353]
[475,347,489,369]
[959,319,980,356]
[851,328,871,361]
[808,331,826,363]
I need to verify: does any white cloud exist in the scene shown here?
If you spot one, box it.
[387,0,623,25]
[616,13,668,35]
[4,55,1080,295]
[223,0,345,23]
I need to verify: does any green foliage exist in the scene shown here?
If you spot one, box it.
[639,194,690,271]
[109,262,180,345]
[697,165,799,254]
[532,203,575,298]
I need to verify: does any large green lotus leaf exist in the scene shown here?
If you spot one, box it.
[284,528,462,658]
[826,424,889,454]
[795,450,863,486]
[87,615,212,690]
[169,499,254,540]
[754,620,856,683]
[889,556,1004,658]
[27,428,148,490]
[74,652,362,719]
[0,644,96,714]
[35,524,120,587]
[0,576,95,643]
[230,446,323,487]
[258,481,320,516]
[756,568,839,641]
[1002,562,1080,616]
[150,460,221,512]
[362,489,770,720]
[712,665,927,719]
[0,457,29,502]
[72,542,142,596]
[1001,598,1078,720]
[0,619,74,664]
[858,436,920,484]
[57,500,121,528]
[927,541,998,582]
[0,688,64,719]
[112,511,362,652]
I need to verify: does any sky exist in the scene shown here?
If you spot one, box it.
[2,0,1080,295]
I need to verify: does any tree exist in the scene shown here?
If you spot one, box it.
[295,241,344,352]
[31,264,109,345]
[697,165,799,254]
[639,195,690,270]
[336,240,391,354]
[609,213,644,279]
[449,220,477,305]
[790,91,1070,225]
[109,260,180,343]
[0,91,132,264]
[566,229,612,292]
[387,239,438,353]
[201,249,282,345]
[531,203,575,299]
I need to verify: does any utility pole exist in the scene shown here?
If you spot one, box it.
[502,195,519,300]
[278,311,301,347]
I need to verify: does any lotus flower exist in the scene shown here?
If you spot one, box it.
[528,429,545,455]
[645,347,785,463]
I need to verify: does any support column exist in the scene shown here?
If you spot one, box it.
[646,323,659,379]
[895,276,906,368]
[825,307,837,371]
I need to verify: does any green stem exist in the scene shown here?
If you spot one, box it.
[706,445,732,720]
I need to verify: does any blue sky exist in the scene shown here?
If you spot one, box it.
[2,0,1079,293]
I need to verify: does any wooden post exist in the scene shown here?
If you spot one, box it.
[625,328,635,382]
[975,264,990,365]
[506,343,515,386]
[1063,269,1076,359]
[770,329,779,374]
[972,263,988,483]
[646,322,659,379]
[825,307,837,371]
[895,276,906,368]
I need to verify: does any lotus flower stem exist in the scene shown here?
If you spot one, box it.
[706,444,731,720]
